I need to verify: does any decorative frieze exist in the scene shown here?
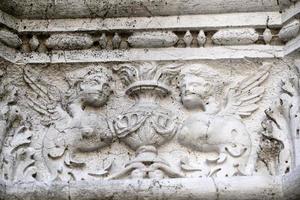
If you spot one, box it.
[211,28,259,45]
[0,59,298,184]
[45,33,94,50]
[128,31,179,48]
[2,28,281,55]
[1,1,300,200]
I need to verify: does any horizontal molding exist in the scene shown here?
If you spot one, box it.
[18,12,282,33]
[2,9,300,62]
[0,0,280,20]
[0,45,283,64]
[2,176,282,200]
[0,10,282,33]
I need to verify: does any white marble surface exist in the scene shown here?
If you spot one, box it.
[0,0,300,199]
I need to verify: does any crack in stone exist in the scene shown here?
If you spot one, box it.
[211,177,220,200]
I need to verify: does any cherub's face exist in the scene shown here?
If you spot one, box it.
[79,73,111,107]
[180,74,213,110]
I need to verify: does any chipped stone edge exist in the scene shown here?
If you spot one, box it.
[0,10,19,31]
[17,12,282,33]
[1,174,296,200]
[282,1,300,24]
[284,34,300,55]
[0,42,20,63]
[0,44,284,64]
[0,10,282,33]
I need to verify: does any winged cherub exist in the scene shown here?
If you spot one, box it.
[178,63,271,176]
[24,66,113,180]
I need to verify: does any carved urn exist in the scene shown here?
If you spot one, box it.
[111,63,181,178]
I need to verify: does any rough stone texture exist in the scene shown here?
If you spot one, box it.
[212,28,259,45]
[283,166,300,199]
[0,0,280,19]
[279,19,300,42]
[0,176,284,200]
[1,0,300,199]
[0,59,297,182]
[45,33,94,50]
[128,31,178,48]
[29,36,39,51]
[16,45,283,64]
[0,29,22,48]
[282,0,300,23]
[16,12,282,33]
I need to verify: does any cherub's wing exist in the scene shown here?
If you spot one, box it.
[23,66,64,123]
[220,63,272,118]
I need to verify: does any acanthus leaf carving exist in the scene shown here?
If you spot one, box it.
[256,63,300,175]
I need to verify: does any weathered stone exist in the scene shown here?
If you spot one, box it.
[0,0,280,19]
[128,31,178,48]
[1,1,300,200]
[0,29,22,48]
[197,30,206,47]
[263,28,272,44]
[112,33,122,49]
[45,33,94,50]
[279,19,300,42]
[29,35,39,51]
[212,28,259,45]
[99,33,107,49]
[183,30,193,47]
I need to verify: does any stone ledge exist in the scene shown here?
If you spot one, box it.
[3,170,300,200]
[1,176,283,200]
[0,44,284,64]
[18,12,281,33]
[0,0,281,19]
[0,9,282,33]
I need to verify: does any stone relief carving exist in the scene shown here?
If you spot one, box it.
[256,65,300,175]
[2,27,283,54]
[178,63,271,176]
[0,66,36,182]
[23,66,114,181]
[110,62,182,179]
[0,59,298,183]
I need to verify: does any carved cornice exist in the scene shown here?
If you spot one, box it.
[0,10,289,63]
[0,0,281,19]
[0,8,287,64]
